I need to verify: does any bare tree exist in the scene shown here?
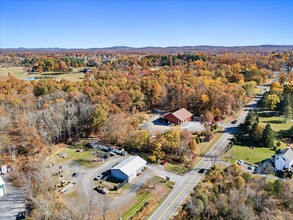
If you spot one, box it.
[99,196,112,220]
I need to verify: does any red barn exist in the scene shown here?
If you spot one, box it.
[162,108,193,125]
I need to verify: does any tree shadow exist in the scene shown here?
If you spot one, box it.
[152,118,169,126]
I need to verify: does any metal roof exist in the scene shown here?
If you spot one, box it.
[171,108,193,121]
[111,156,146,177]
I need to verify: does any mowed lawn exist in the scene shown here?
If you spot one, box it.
[228,141,287,165]
[259,116,293,132]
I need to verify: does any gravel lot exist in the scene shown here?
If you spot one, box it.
[142,114,205,134]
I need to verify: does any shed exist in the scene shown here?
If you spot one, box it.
[162,108,193,125]
[0,176,6,197]
[110,156,146,182]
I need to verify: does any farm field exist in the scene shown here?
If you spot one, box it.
[0,66,85,82]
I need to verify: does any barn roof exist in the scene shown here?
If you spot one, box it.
[169,108,193,121]
[111,156,146,177]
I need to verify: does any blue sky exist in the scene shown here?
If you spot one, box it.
[0,0,292,48]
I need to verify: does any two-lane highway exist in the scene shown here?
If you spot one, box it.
[149,86,269,220]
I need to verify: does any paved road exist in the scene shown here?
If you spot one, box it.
[0,175,26,220]
[149,86,269,220]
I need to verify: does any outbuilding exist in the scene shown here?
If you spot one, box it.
[0,176,6,197]
[110,156,147,182]
[162,108,193,125]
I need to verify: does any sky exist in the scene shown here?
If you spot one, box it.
[0,0,293,48]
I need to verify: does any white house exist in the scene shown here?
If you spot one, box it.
[274,148,293,171]
[110,156,147,182]
[0,176,6,197]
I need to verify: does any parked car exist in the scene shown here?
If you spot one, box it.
[94,174,103,180]
[231,120,238,124]
[248,165,255,170]
[161,160,167,165]
[94,186,109,194]
[236,160,244,165]
[108,151,115,156]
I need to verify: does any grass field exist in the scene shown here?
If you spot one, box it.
[0,66,85,82]
[259,116,293,132]
[0,66,28,78]
[47,147,98,168]
[227,141,287,165]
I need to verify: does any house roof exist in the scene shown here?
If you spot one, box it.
[276,147,293,162]
[171,108,193,121]
[0,176,4,185]
[111,156,146,177]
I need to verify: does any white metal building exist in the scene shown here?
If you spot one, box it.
[110,156,147,182]
[0,176,6,197]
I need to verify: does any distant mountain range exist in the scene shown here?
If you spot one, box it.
[1,45,293,53]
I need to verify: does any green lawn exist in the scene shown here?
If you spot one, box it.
[259,116,293,132]
[198,132,223,156]
[227,141,287,165]
[165,163,188,175]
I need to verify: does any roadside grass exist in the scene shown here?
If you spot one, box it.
[122,176,174,220]
[0,67,27,78]
[165,163,188,175]
[197,132,223,157]
[122,191,152,219]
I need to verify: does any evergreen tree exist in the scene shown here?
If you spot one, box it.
[262,123,274,148]
[244,111,259,132]
[281,93,293,122]
[250,123,264,144]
